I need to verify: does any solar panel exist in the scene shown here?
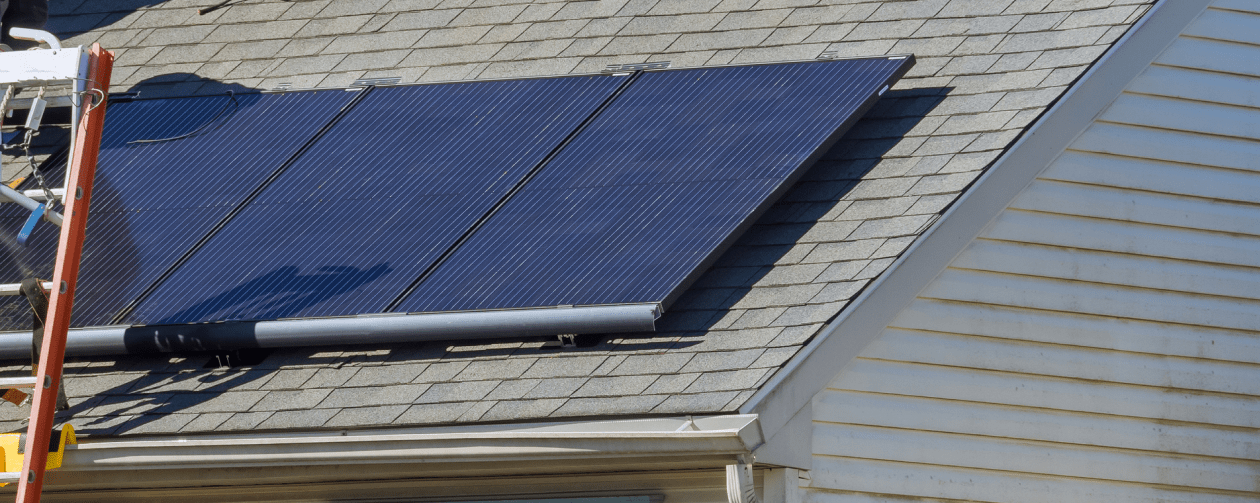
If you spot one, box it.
[397,57,911,313]
[124,75,629,325]
[0,90,358,330]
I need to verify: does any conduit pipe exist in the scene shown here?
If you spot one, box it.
[0,303,660,359]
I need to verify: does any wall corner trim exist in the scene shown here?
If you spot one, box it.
[752,402,812,470]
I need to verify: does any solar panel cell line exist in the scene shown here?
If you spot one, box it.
[124,74,629,326]
[398,57,912,313]
[0,90,358,331]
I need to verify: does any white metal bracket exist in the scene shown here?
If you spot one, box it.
[0,47,84,87]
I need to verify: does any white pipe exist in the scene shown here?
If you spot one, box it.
[7,28,62,51]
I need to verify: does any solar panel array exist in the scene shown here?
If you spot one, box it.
[0,57,911,333]
[0,91,356,330]
[400,58,908,313]
[126,76,627,325]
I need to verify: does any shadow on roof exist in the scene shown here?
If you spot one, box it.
[652,87,954,345]
[0,74,261,334]
[154,264,394,325]
[124,72,260,100]
[45,0,176,42]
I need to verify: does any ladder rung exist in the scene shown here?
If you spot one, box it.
[0,472,19,484]
[0,376,37,389]
[4,95,73,111]
[0,188,66,203]
[0,281,53,296]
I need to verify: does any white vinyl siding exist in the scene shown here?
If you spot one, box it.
[807,2,1260,502]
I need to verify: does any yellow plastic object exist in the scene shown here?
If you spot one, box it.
[0,425,76,487]
[46,424,76,470]
[1,433,19,473]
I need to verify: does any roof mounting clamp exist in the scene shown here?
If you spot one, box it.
[604,61,670,73]
[542,334,578,348]
[817,51,838,60]
[272,82,292,91]
[351,77,402,88]
[560,334,576,348]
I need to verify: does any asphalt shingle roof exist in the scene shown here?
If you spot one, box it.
[0,0,1153,436]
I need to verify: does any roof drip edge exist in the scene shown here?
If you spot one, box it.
[63,414,760,470]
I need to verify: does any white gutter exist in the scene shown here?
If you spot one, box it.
[61,415,761,473]
[739,0,1215,442]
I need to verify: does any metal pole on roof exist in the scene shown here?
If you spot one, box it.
[0,303,662,358]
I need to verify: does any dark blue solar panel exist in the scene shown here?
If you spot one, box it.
[0,90,357,330]
[398,57,910,313]
[124,75,628,325]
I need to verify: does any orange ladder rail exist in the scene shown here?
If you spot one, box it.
[15,43,113,503]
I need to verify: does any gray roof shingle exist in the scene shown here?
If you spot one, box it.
[0,0,1154,436]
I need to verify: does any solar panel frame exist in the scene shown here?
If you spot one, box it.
[123,74,632,326]
[4,56,912,347]
[649,56,914,310]
[396,56,915,314]
[0,90,362,330]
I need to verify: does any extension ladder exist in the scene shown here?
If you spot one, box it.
[0,28,112,502]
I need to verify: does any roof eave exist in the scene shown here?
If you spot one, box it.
[49,414,761,492]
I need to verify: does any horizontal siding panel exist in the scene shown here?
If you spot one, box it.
[862,328,1260,396]
[1037,153,1260,214]
[803,491,951,503]
[1213,0,1260,15]
[983,209,1260,270]
[815,391,1260,461]
[1100,92,1260,140]
[892,298,1260,365]
[954,238,1260,303]
[922,267,1260,334]
[808,457,1258,503]
[1070,123,1260,173]
[1183,7,1260,46]
[1130,64,1260,108]
[1156,36,1260,78]
[1012,178,1260,238]
[835,358,1260,428]
[809,5,1260,502]
[813,423,1260,493]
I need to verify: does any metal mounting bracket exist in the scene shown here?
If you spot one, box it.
[604,61,671,73]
